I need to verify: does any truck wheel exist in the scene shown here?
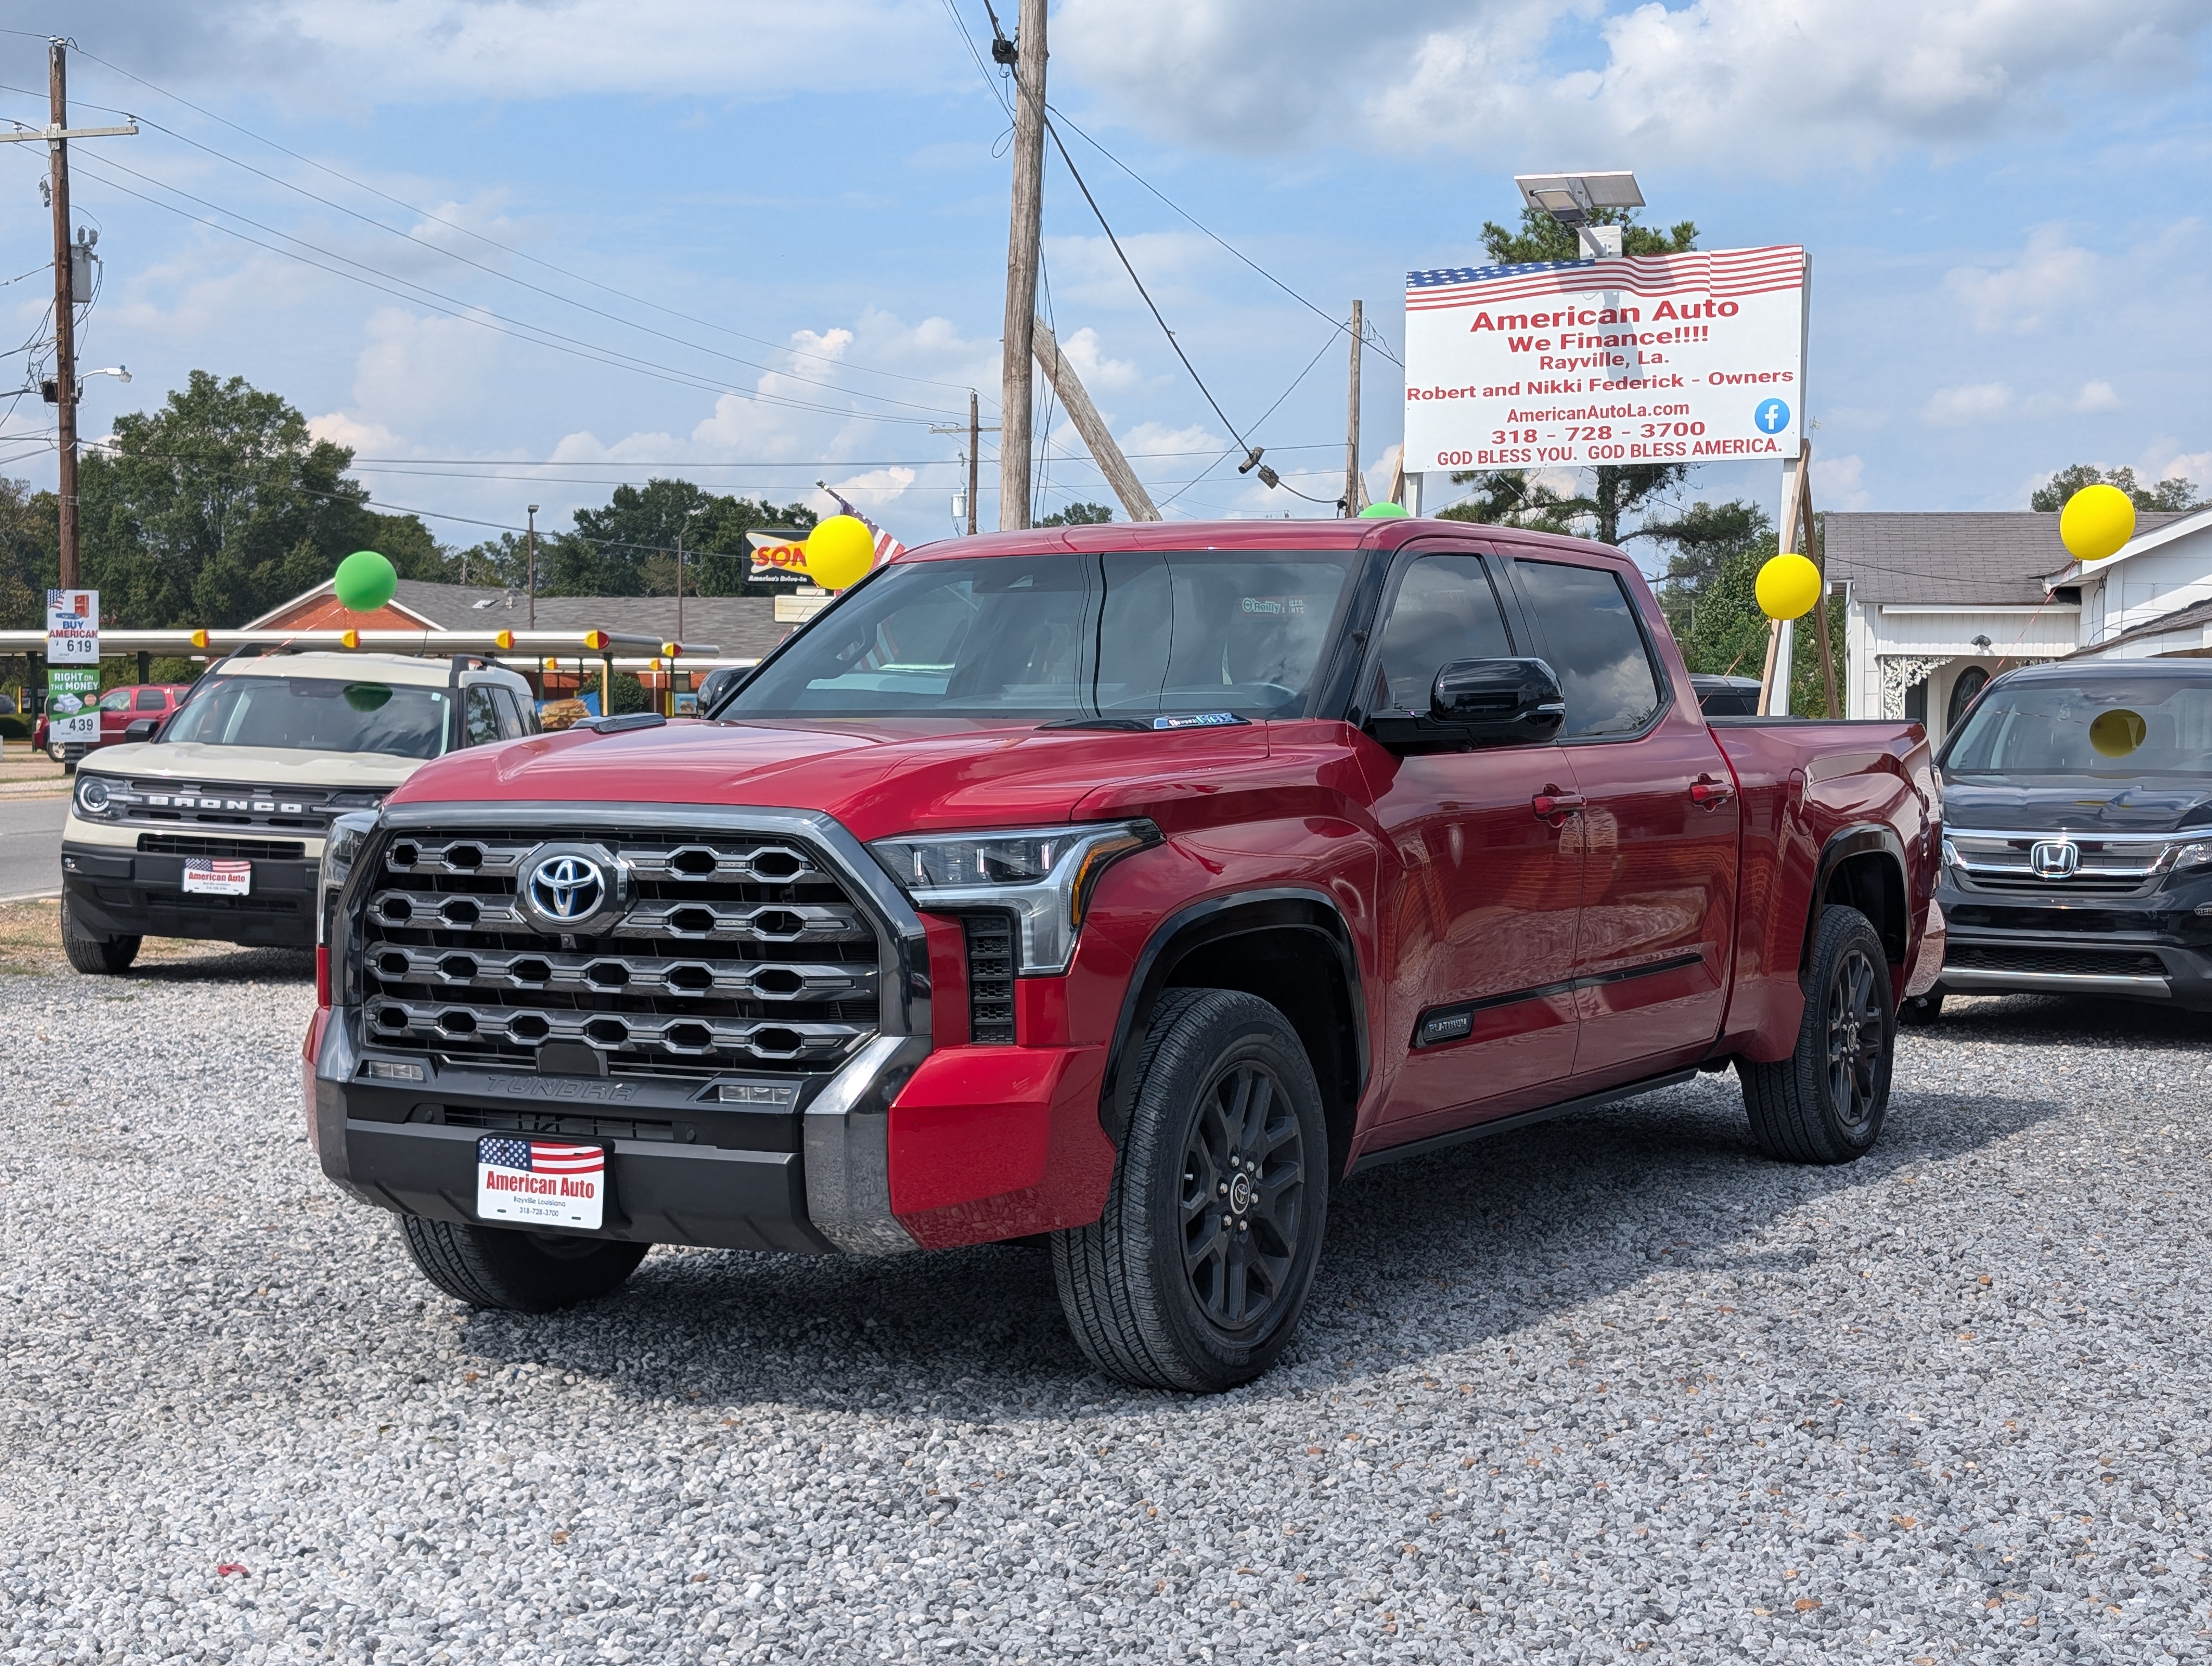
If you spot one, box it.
[1896,990,1945,1026]
[1740,905,1894,1164]
[397,1216,648,1312]
[60,896,140,975]
[1051,989,1328,1392]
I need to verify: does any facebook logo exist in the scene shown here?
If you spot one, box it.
[1754,399,1791,435]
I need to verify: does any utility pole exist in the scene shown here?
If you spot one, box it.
[525,504,539,629]
[998,0,1047,531]
[0,42,139,586]
[1031,318,1160,521]
[968,390,981,536]
[1343,300,1364,517]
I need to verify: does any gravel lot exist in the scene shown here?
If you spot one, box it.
[4,930,2211,1664]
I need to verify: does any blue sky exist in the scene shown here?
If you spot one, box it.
[0,0,2206,566]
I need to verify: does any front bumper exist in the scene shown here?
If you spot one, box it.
[61,838,318,946]
[1933,872,2212,1009]
[311,1013,1115,1254]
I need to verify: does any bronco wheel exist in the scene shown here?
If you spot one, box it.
[398,1216,648,1312]
[1740,904,1894,1164]
[60,895,140,975]
[1051,988,1328,1392]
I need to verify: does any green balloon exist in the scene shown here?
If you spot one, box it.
[333,549,398,613]
[1359,501,1411,518]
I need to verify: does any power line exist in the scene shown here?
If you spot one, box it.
[31,51,993,406]
[47,149,948,427]
[1044,101,1403,370]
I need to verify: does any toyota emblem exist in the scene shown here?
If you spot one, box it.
[517,842,627,932]
[2028,840,2079,880]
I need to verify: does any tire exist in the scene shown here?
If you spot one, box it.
[398,1216,648,1312]
[1896,989,1945,1026]
[46,739,65,764]
[1051,988,1329,1392]
[60,895,140,976]
[1740,904,1894,1164]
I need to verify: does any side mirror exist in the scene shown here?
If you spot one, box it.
[123,717,160,743]
[697,664,754,717]
[1366,657,1566,752]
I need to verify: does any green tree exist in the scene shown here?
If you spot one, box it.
[1479,206,1699,266]
[544,479,815,598]
[1645,499,1844,714]
[1038,500,1115,526]
[75,370,443,627]
[2030,464,2201,514]
[1436,469,1581,535]
[1438,462,1692,546]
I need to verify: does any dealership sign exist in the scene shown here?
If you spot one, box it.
[1401,246,1806,474]
[46,588,100,743]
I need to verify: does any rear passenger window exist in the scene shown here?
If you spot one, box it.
[462,687,503,746]
[1369,554,1515,713]
[135,688,167,711]
[491,688,532,738]
[1513,560,1663,739]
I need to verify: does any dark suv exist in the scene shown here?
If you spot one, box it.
[1919,658,2212,1017]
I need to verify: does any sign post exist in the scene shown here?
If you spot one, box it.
[44,587,99,748]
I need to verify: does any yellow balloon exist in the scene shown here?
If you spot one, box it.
[804,515,877,591]
[1755,552,1822,621]
[2089,708,2145,758]
[2060,483,2135,563]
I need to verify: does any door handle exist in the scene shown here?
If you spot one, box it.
[1690,777,1735,809]
[1532,791,1585,822]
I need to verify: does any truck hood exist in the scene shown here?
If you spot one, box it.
[75,741,428,791]
[386,716,1277,842]
[1941,773,2212,834]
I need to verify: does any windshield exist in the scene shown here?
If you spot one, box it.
[1943,674,2212,777]
[727,550,1357,721]
[164,676,453,759]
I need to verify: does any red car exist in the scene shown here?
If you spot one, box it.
[36,683,192,762]
[305,519,1941,1389]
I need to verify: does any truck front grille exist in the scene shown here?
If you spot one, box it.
[358,824,881,1080]
[1947,944,2166,978]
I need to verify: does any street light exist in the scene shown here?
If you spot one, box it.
[1514,170,1643,259]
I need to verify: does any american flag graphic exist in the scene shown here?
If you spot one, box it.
[818,484,909,567]
[477,1138,605,1176]
[185,858,250,881]
[1406,245,1805,313]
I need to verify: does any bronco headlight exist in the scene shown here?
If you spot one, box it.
[869,821,1161,975]
[72,773,119,818]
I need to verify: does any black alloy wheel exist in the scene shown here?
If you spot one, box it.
[1179,1060,1308,1334]
[1740,904,1894,1164]
[1052,988,1330,1392]
[1826,943,1886,1129]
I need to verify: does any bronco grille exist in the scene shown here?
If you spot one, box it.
[1947,944,2166,978]
[358,824,882,1080]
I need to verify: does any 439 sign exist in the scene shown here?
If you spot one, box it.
[1402,246,1806,475]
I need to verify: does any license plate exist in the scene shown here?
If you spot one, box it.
[181,858,251,896]
[475,1137,606,1231]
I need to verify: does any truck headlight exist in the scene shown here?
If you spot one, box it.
[320,811,381,939]
[869,821,1161,975]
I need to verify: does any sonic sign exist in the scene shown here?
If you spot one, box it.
[1401,245,1806,474]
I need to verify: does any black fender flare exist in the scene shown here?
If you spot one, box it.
[1806,822,1911,972]
[1098,886,1369,1147]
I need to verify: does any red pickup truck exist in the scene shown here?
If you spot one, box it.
[305,520,1941,1391]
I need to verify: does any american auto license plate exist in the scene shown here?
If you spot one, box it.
[181,857,252,896]
[475,1137,606,1230]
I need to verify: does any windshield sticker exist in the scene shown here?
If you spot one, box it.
[1240,596,1308,616]
[1152,712,1247,730]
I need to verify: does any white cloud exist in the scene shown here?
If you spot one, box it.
[2022,379,2123,416]
[1817,453,1870,511]
[80,0,951,105]
[2144,448,2212,496]
[1944,227,2101,334]
[1056,0,2211,171]
[1923,383,2014,425]
[344,306,505,429]
[306,412,406,454]
[1058,327,1141,393]
[816,467,918,521]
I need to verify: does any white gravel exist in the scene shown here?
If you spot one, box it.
[4,951,2211,1664]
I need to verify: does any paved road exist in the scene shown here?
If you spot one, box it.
[0,794,66,901]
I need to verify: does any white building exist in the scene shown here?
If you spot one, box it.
[1825,508,2209,746]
